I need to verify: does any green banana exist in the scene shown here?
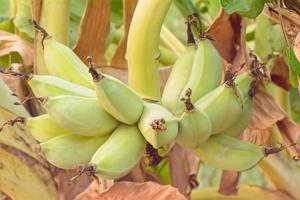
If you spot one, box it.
[162,46,196,116]
[194,134,267,171]
[180,39,223,103]
[28,75,96,98]
[36,0,70,75]
[223,98,253,138]
[195,73,253,134]
[44,95,119,136]
[89,124,146,179]
[127,0,173,100]
[25,114,72,142]
[138,103,179,149]
[42,35,94,88]
[40,134,109,169]
[89,66,144,125]
[176,89,212,149]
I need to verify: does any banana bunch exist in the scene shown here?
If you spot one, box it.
[0,13,280,183]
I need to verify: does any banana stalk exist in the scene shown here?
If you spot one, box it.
[127,0,172,100]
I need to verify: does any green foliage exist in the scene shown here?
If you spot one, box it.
[255,14,286,58]
[111,0,123,26]
[285,47,300,88]
[221,0,273,18]
[0,0,10,20]
[197,162,267,188]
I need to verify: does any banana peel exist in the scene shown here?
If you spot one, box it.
[0,144,58,200]
[191,185,294,200]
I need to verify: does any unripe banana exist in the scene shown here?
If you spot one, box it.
[176,89,212,149]
[180,39,223,103]
[25,114,72,142]
[194,134,266,171]
[127,0,173,100]
[138,103,178,149]
[42,36,94,88]
[28,75,96,98]
[162,46,196,116]
[90,124,146,179]
[89,66,143,125]
[195,73,253,134]
[223,98,253,138]
[44,95,119,136]
[40,134,109,169]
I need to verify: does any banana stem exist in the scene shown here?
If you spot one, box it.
[160,25,186,56]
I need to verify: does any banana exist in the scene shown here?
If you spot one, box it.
[34,25,94,88]
[176,89,212,149]
[162,46,196,116]
[195,73,253,134]
[193,134,279,171]
[89,65,144,125]
[44,95,119,136]
[36,0,70,75]
[138,103,179,149]
[223,98,253,138]
[89,124,146,179]
[40,134,109,169]
[25,114,72,142]
[127,0,173,100]
[180,39,223,103]
[28,75,96,98]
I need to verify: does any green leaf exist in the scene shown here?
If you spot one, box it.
[221,0,271,18]
[111,0,123,25]
[174,0,198,17]
[286,47,300,73]
[13,0,34,39]
[285,47,300,88]
[254,14,286,58]
[0,0,10,20]
[70,0,86,47]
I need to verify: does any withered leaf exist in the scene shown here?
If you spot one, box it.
[207,10,248,78]
[111,0,138,68]
[218,171,241,196]
[0,31,34,66]
[74,181,186,200]
[73,0,110,66]
[270,54,292,91]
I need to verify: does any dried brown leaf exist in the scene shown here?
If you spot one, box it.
[270,54,292,90]
[277,118,300,160]
[74,181,186,200]
[218,171,241,196]
[111,0,138,68]
[242,87,285,145]
[168,144,200,197]
[73,0,110,66]
[0,31,34,66]
[207,11,245,69]
[54,169,94,200]
[249,88,286,129]
[30,0,42,22]
[242,87,300,159]
[242,128,272,146]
